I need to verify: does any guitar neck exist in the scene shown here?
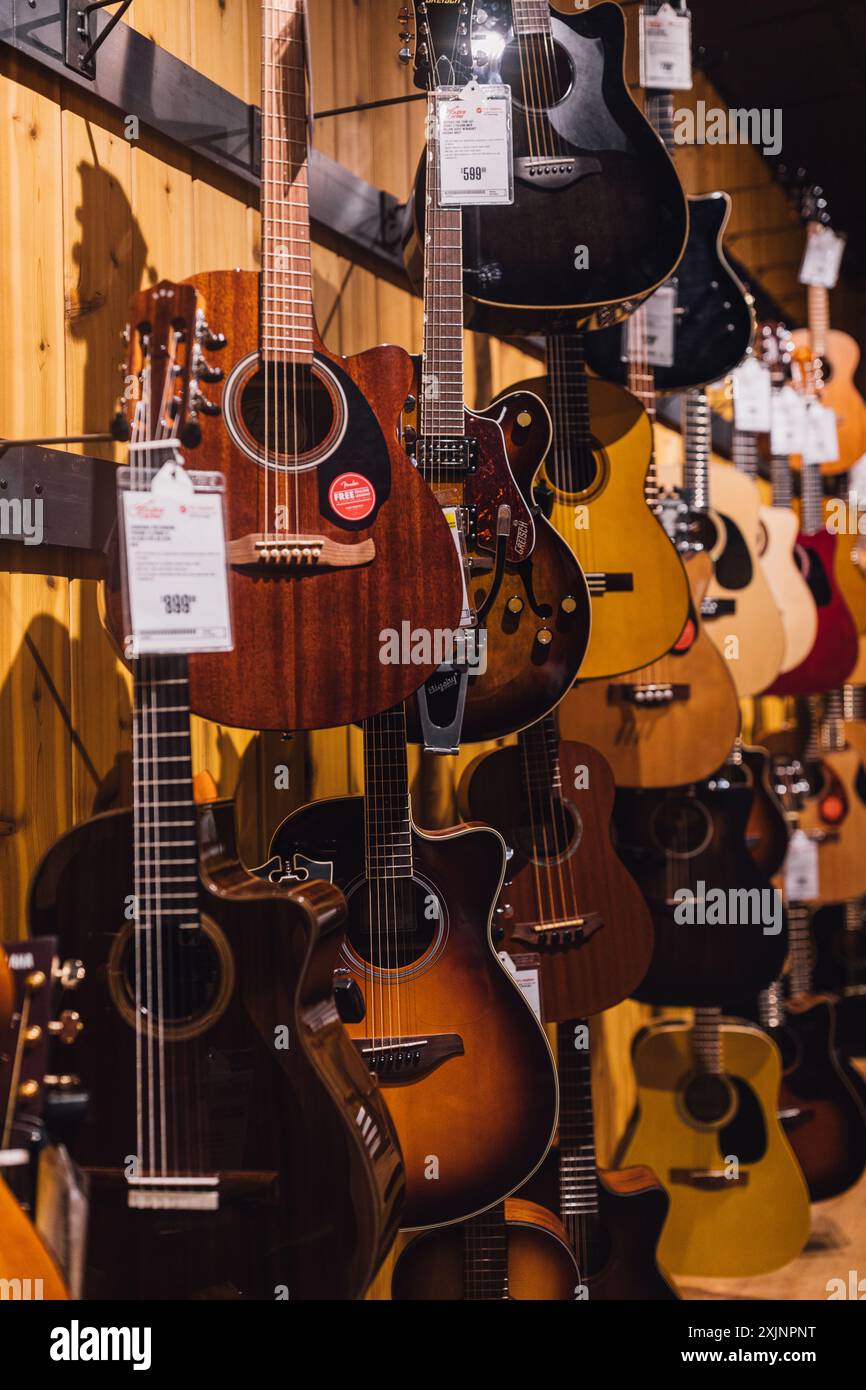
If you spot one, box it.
[462,1202,509,1299]
[420,92,466,441]
[821,688,846,752]
[787,902,814,998]
[843,683,866,722]
[363,706,413,882]
[693,1007,723,1074]
[511,0,552,37]
[770,449,794,508]
[683,389,712,512]
[800,457,824,535]
[545,332,594,493]
[808,283,830,361]
[557,1020,599,1233]
[517,712,562,803]
[261,0,314,364]
[645,89,677,156]
[732,427,760,481]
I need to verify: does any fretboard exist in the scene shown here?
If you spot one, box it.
[557,1020,599,1224]
[545,332,595,494]
[770,446,794,508]
[132,654,198,932]
[261,0,314,363]
[843,684,866,722]
[732,427,759,480]
[517,713,562,800]
[821,688,846,753]
[363,705,413,882]
[693,1008,723,1074]
[645,89,676,156]
[462,1203,509,1299]
[788,902,813,997]
[808,283,830,361]
[420,92,466,441]
[800,457,824,535]
[512,0,552,36]
[684,389,712,512]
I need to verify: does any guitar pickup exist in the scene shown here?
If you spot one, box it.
[413,437,478,473]
[608,682,689,706]
[354,1034,463,1084]
[669,1168,750,1190]
[511,913,603,948]
[227,534,375,569]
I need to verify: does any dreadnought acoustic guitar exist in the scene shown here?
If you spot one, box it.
[458,714,653,1020]
[391,1197,578,1300]
[265,703,558,1231]
[503,331,689,679]
[179,0,462,732]
[404,0,687,335]
[30,282,405,1301]
[521,1019,677,1299]
[401,42,589,747]
[621,1011,811,1277]
[585,5,754,391]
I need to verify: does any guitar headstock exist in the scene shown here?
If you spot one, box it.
[401,1,475,92]
[114,281,224,452]
[756,320,793,386]
[791,341,822,400]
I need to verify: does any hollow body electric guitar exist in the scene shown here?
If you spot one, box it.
[266,704,558,1230]
[621,1011,810,1277]
[402,66,589,747]
[180,0,462,732]
[405,0,687,335]
[459,717,653,1020]
[29,283,405,1300]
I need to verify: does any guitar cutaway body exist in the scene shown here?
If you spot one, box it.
[756,505,818,673]
[765,530,858,695]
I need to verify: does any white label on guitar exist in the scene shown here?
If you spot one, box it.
[498,951,542,1022]
[803,401,840,466]
[640,5,693,92]
[436,84,513,207]
[799,224,846,289]
[732,355,772,433]
[120,463,232,657]
[783,828,819,903]
[622,288,677,368]
[770,386,807,456]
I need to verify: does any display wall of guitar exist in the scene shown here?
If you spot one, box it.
[458,716,654,1020]
[404,0,688,335]
[586,0,754,391]
[401,13,589,746]
[35,280,405,1300]
[621,1010,810,1277]
[177,0,463,732]
[265,702,558,1231]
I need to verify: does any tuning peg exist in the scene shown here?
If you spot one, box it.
[180,420,203,449]
[398,45,412,63]
[193,346,224,384]
[48,1011,83,1044]
[190,384,221,417]
[110,409,131,442]
[195,310,226,352]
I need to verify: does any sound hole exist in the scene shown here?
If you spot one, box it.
[346,879,443,970]
[109,918,233,1040]
[500,38,573,112]
[682,1073,734,1126]
[518,797,580,863]
[650,797,713,858]
[239,360,335,460]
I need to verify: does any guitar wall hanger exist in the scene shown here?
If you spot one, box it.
[63,0,133,78]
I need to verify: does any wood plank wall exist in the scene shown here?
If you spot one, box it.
[0,0,856,1291]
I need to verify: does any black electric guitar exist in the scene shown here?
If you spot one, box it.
[585,0,754,388]
[404,0,687,335]
[28,283,405,1300]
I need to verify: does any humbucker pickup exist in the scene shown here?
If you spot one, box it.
[354,1034,463,1083]
[412,437,478,474]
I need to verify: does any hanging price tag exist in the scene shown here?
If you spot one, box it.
[732,355,772,433]
[118,458,233,658]
[621,288,677,369]
[640,4,693,91]
[436,83,513,207]
[783,828,819,903]
[798,225,846,289]
[498,951,542,1022]
[803,400,840,466]
[770,386,807,456]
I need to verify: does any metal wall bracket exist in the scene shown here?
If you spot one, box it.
[64,0,132,78]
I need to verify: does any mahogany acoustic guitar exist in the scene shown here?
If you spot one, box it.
[179,0,462,732]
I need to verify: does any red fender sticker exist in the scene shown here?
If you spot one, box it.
[328,472,376,522]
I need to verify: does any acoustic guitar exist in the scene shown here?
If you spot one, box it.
[585,5,754,391]
[266,703,558,1231]
[404,0,687,335]
[458,714,654,1020]
[30,284,405,1300]
[505,330,689,680]
[401,38,589,747]
[179,0,462,732]
[621,1011,811,1277]
[391,1198,578,1300]
[812,898,866,1058]
[521,1019,677,1299]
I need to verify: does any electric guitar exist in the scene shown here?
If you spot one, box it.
[621,1010,811,1277]
[401,20,589,748]
[458,715,654,1020]
[30,282,405,1300]
[265,702,558,1231]
[404,0,687,335]
[178,0,462,732]
[585,3,754,390]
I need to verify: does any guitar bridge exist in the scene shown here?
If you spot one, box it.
[608,682,690,706]
[354,1033,463,1083]
[227,534,375,569]
[669,1168,750,1190]
[511,913,603,948]
[515,156,602,189]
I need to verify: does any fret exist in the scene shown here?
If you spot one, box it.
[787,903,814,998]
[463,1202,509,1300]
[683,389,712,512]
[546,332,598,495]
[363,706,414,882]
[732,427,759,480]
[692,1007,723,1075]
[419,92,466,441]
[807,283,830,361]
[557,1020,599,1219]
[511,0,553,36]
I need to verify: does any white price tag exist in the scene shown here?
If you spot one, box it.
[783,828,819,903]
[120,461,233,657]
[732,356,772,433]
[640,4,692,91]
[803,401,840,466]
[770,386,807,456]
[798,225,845,289]
[436,84,513,206]
[622,288,677,369]
[498,952,542,1022]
